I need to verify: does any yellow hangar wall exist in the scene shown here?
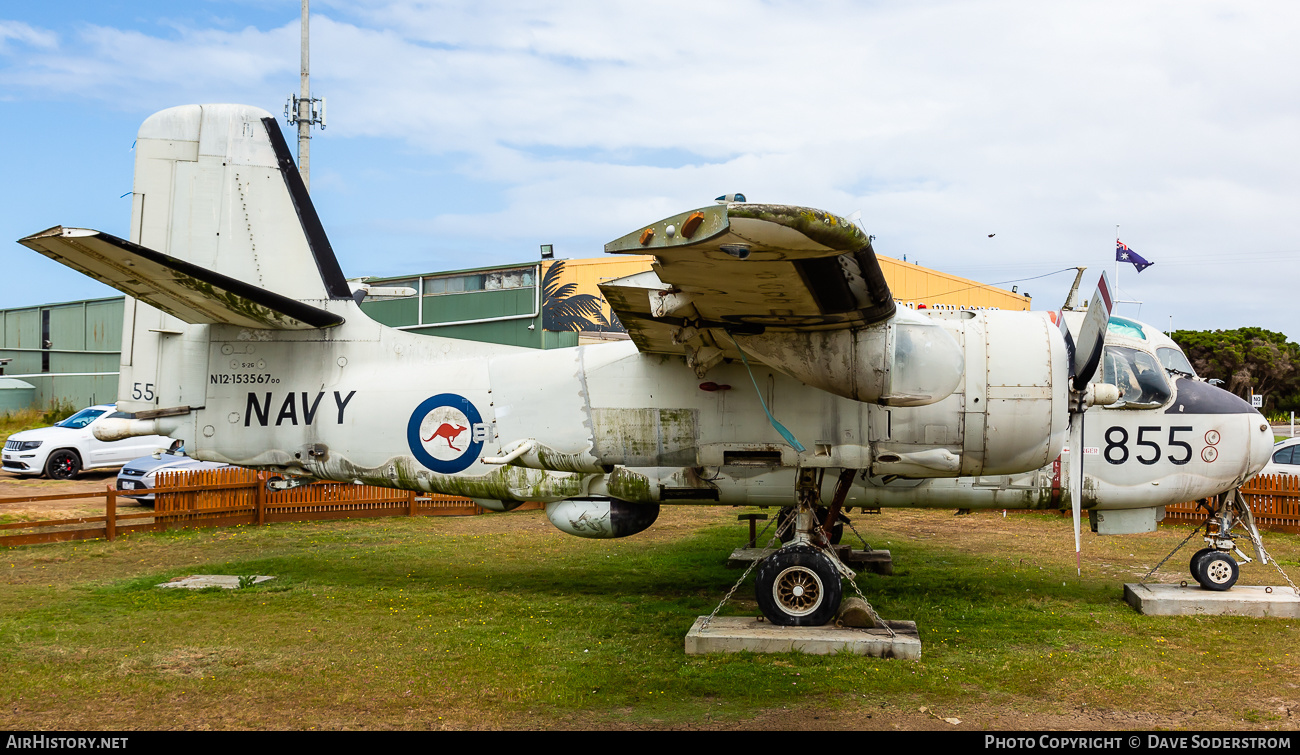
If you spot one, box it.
[553,253,1029,327]
[547,254,1028,342]
[878,254,1030,312]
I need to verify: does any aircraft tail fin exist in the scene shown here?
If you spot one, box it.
[16,104,355,417]
[126,103,352,302]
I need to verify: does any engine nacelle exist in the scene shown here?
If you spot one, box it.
[544,497,660,539]
[735,307,965,406]
[868,309,1069,478]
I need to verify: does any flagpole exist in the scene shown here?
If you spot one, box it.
[1115,225,1120,301]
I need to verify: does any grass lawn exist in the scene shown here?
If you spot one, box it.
[2,505,1300,730]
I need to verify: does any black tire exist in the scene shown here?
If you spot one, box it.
[44,449,81,480]
[755,544,842,626]
[1199,552,1239,591]
[777,506,844,545]
[1189,547,1215,584]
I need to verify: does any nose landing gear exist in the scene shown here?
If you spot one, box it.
[1186,490,1262,591]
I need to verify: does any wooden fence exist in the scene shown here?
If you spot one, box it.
[0,467,486,547]
[7,468,1300,548]
[0,488,155,547]
[1164,473,1300,534]
[152,466,485,527]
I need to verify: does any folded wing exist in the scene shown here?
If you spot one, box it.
[600,203,893,357]
[18,227,343,330]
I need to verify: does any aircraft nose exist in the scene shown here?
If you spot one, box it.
[1248,414,1274,476]
[1168,378,1273,478]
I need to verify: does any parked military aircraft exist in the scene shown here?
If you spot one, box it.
[17,104,1273,626]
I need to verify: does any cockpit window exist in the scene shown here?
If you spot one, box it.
[1101,346,1170,408]
[1157,347,1197,378]
[1107,316,1147,340]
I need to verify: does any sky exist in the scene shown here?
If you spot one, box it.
[2,1,1297,341]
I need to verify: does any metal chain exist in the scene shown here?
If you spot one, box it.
[1140,522,1204,584]
[829,507,894,635]
[844,571,895,638]
[810,534,896,639]
[702,506,894,637]
[700,510,788,630]
[701,550,765,631]
[766,508,794,548]
[842,513,872,551]
[1258,541,1300,596]
[1236,490,1300,595]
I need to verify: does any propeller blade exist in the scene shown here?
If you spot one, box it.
[1069,411,1085,576]
[1053,310,1077,385]
[1071,272,1114,391]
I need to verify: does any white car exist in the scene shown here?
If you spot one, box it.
[1,404,173,480]
[1261,437,1300,476]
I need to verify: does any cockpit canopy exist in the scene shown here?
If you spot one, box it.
[1086,315,1199,409]
[1100,345,1171,408]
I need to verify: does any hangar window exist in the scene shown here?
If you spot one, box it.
[422,268,536,295]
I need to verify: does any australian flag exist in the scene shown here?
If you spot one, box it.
[1116,241,1153,273]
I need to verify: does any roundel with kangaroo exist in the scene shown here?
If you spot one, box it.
[406,393,486,474]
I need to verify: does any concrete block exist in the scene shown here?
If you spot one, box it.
[727,547,893,575]
[685,616,921,659]
[158,574,275,589]
[1124,583,1300,617]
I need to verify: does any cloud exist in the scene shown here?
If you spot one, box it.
[2,1,1299,337]
[0,20,57,52]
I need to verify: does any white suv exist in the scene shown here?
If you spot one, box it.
[2,404,173,480]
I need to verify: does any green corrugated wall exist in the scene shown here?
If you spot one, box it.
[0,297,124,412]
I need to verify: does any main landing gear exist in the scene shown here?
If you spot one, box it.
[755,469,860,626]
[756,544,843,626]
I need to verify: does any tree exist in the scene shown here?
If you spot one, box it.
[1171,328,1300,412]
[541,260,622,333]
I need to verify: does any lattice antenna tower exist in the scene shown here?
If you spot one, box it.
[284,0,325,191]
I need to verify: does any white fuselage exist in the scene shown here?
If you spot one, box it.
[160,298,1269,514]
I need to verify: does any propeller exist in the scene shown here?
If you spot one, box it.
[1061,272,1115,575]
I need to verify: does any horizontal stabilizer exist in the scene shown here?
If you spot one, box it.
[18,227,343,330]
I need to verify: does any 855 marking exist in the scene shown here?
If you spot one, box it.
[1103,426,1195,466]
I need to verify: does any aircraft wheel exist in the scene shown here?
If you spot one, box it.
[1199,552,1239,591]
[44,449,81,480]
[755,545,842,626]
[1188,547,1215,584]
[776,506,843,545]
